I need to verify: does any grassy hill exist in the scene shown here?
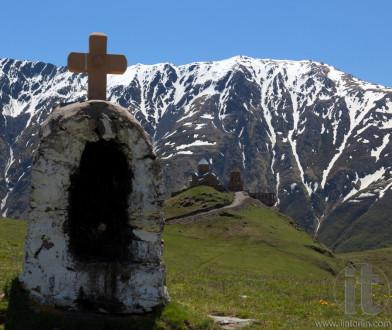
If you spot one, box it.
[1,187,391,328]
[164,206,343,278]
[163,186,344,278]
[163,186,233,220]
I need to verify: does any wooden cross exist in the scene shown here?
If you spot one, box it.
[68,32,127,100]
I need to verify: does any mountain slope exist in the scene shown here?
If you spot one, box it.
[1,56,392,251]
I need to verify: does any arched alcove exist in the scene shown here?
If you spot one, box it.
[68,139,132,262]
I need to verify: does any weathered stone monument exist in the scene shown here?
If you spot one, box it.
[19,33,168,314]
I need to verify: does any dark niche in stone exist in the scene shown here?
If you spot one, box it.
[68,139,132,262]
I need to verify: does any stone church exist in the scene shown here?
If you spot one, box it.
[189,158,221,189]
[189,159,244,192]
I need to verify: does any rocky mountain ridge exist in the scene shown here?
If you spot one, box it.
[1,56,392,252]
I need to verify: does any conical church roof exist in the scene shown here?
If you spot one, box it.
[198,158,209,165]
[231,164,240,172]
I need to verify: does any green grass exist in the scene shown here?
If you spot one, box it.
[166,269,392,328]
[0,217,27,308]
[163,186,233,220]
[0,217,27,326]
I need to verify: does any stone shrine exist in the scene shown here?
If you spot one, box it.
[19,33,168,314]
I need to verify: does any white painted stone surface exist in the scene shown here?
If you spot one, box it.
[19,100,168,314]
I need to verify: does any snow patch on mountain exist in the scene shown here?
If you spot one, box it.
[176,141,216,150]
[379,180,392,199]
[371,134,390,162]
[344,167,386,202]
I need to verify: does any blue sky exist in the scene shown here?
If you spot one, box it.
[2,0,392,86]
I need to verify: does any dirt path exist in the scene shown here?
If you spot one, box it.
[223,191,248,209]
[165,191,268,225]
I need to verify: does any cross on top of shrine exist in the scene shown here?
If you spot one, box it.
[68,32,127,100]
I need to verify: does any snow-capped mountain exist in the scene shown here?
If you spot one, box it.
[1,56,392,252]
